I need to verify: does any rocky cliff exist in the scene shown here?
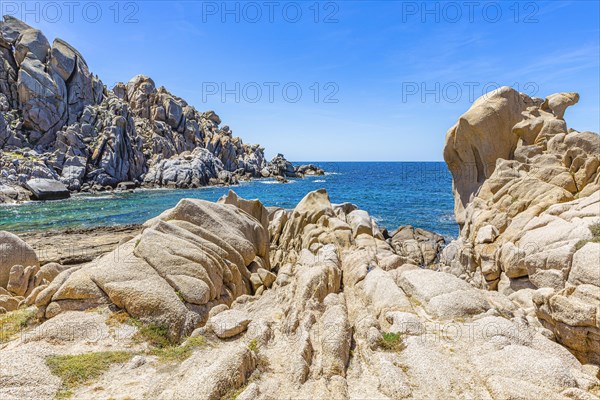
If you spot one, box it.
[0,16,322,203]
[441,86,600,365]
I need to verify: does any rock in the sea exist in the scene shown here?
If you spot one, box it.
[24,178,70,200]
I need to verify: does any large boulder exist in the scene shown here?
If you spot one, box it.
[0,231,39,288]
[209,309,251,338]
[14,29,50,65]
[440,87,600,364]
[24,178,70,200]
[35,193,269,340]
[143,147,224,188]
[443,86,536,225]
[17,57,68,134]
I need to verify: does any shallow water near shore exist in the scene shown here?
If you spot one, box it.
[0,162,457,237]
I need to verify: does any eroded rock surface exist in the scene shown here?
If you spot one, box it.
[441,86,600,366]
[2,189,597,399]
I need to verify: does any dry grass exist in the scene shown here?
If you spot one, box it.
[0,308,37,343]
[109,311,208,363]
[46,351,133,399]
[149,336,208,363]
[575,222,600,250]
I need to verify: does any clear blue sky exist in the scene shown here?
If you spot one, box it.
[6,1,599,161]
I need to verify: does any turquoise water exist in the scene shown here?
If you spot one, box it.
[0,162,458,238]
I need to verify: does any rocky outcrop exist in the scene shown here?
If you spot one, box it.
[34,195,270,340]
[0,230,39,288]
[441,86,600,365]
[0,16,321,201]
[142,147,234,188]
[261,153,324,178]
[1,189,598,399]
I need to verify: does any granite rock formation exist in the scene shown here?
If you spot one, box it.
[1,189,598,399]
[0,16,317,202]
[441,86,600,365]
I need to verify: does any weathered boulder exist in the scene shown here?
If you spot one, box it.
[390,225,445,266]
[24,178,69,200]
[209,309,252,338]
[443,86,536,225]
[440,87,600,365]
[34,193,269,340]
[143,148,225,188]
[6,264,39,296]
[14,29,50,65]
[0,231,39,288]
[17,58,67,134]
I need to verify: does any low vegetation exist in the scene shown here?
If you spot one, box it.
[131,319,173,348]
[575,222,600,250]
[379,332,406,352]
[220,338,271,399]
[149,336,208,363]
[107,310,208,363]
[46,351,133,399]
[220,369,261,400]
[0,308,37,343]
[2,151,24,159]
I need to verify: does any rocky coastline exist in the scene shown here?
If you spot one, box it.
[0,16,323,204]
[1,15,599,400]
[0,85,599,398]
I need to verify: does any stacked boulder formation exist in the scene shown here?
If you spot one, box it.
[0,16,319,203]
[441,86,600,365]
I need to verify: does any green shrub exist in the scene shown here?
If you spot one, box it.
[131,319,173,348]
[247,338,259,352]
[379,332,406,352]
[589,222,600,237]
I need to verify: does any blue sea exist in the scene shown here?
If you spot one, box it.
[0,162,458,238]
